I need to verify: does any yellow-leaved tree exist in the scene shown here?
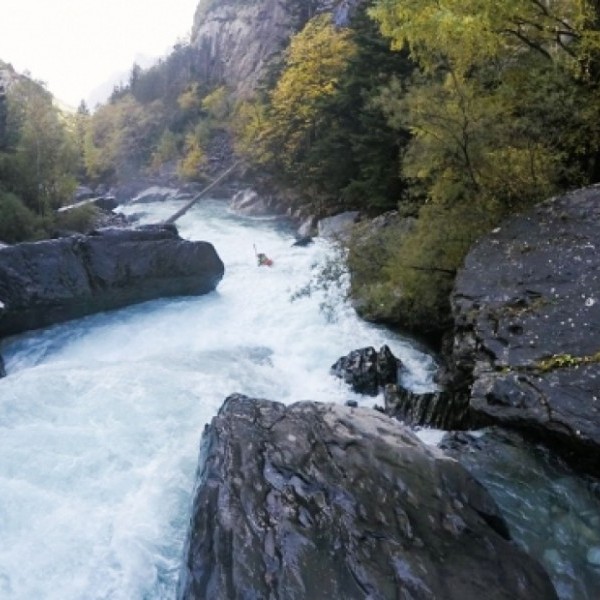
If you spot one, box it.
[253,13,357,178]
[360,0,600,335]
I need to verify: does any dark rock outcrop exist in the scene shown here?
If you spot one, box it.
[92,196,118,212]
[331,344,401,395]
[0,352,5,378]
[0,224,224,338]
[450,185,600,474]
[291,235,313,247]
[383,383,473,430]
[178,394,557,599]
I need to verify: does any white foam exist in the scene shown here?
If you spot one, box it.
[0,198,437,599]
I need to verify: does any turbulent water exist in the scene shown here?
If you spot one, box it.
[0,196,438,599]
[2,195,597,600]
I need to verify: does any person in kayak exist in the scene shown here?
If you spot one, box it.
[254,243,274,267]
[257,252,273,267]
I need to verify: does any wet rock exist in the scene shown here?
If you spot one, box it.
[0,225,224,338]
[229,188,273,216]
[291,235,313,247]
[331,345,401,395]
[92,196,118,212]
[451,185,600,475]
[296,215,317,238]
[178,394,557,600]
[317,210,360,240]
[56,194,119,216]
[383,383,473,429]
[130,186,177,204]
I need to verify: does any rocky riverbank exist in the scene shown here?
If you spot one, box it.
[446,185,600,476]
[0,224,224,352]
[179,394,557,600]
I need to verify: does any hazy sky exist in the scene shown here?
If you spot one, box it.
[0,0,201,107]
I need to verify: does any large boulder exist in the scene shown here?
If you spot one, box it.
[178,394,557,599]
[0,224,224,338]
[451,185,600,475]
[229,188,273,216]
[317,210,360,240]
[130,186,177,204]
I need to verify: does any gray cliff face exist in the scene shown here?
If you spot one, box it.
[190,0,363,94]
[450,185,600,475]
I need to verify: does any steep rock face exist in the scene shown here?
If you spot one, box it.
[190,0,363,94]
[451,185,600,474]
[0,225,224,339]
[178,394,557,599]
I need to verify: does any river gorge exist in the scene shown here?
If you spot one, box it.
[1,192,599,599]
[0,194,437,599]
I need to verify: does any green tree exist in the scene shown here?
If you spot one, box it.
[177,131,206,180]
[0,191,41,243]
[370,0,600,183]
[358,0,600,334]
[259,14,358,176]
[84,93,165,182]
[4,79,77,215]
[150,128,180,173]
[239,9,413,213]
[201,85,230,121]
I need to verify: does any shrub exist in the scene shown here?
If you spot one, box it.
[0,191,41,243]
[53,204,99,233]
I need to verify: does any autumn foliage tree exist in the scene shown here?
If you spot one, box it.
[352,0,600,335]
[237,9,413,212]
[254,14,357,177]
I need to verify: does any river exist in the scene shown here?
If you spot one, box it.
[1,194,598,599]
[0,196,438,599]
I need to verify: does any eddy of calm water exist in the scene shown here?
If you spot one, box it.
[0,196,438,599]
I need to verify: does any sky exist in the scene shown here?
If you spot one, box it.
[0,0,201,108]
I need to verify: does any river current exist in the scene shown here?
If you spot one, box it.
[1,195,598,600]
[0,196,438,599]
